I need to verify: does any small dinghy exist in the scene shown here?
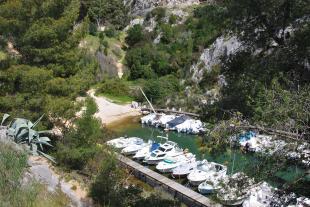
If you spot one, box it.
[187,161,227,186]
[216,172,255,206]
[156,153,195,173]
[172,160,198,178]
[133,142,160,160]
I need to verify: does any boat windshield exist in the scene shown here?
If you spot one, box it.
[158,147,166,152]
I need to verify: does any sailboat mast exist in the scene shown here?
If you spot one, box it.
[139,87,157,115]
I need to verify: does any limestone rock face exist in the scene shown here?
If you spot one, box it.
[125,0,200,14]
[190,36,243,83]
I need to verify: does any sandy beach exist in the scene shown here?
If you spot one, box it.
[88,89,141,126]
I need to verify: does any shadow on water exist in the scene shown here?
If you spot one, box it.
[109,116,309,195]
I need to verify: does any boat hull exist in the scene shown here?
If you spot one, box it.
[189,179,205,186]
[156,166,177,173]
[171,173,188,179]
[146,159,162,165]
[122,150,139,156]
[198,183,216,195]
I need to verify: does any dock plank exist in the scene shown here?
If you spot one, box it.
[117,154,221,207]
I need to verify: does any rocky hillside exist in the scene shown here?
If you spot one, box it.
[125,0,201,14]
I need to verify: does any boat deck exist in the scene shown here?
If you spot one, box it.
[117,154,222,207]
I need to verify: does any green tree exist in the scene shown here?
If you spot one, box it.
[126,24,143,46]
[0,0,84,66]
[87,0,128,30]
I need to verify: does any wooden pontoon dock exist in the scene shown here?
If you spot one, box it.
[117,154,221,207]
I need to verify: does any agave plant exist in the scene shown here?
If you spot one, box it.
[1,114,55,163]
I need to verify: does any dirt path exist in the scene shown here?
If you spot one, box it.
[27,156,92,207]
[88,89,141,126]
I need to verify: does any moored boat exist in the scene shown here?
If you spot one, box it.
[156,153,195,173]
[121,141,148,155]
[172,161,198,178]
[133,141,160,160]
[107,137,143,149]
[216,172,255,206]
[144,141,183,165]
[187,161,227,186]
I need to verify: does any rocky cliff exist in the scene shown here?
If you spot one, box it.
[125,0,200,14]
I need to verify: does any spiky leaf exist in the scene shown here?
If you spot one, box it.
[1,114,10,126]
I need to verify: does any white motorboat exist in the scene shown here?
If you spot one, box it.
[156,153,195,173]
[242,182,274,207]
[107,137,143,149]
[175,119,204,134]
[106,137,126,148]
[165,115,190,131]
[216,172,255,206]
[133,141,160,160]
[172,160,198,178]
[149,113,165,126]
[121,140,148,155]
[198,171,226,194]
[144,141,183,165]
[158,115,176,127]
[141,113,156,124]
[187,161,227,186]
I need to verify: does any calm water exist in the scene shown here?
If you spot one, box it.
[110,116,308,189]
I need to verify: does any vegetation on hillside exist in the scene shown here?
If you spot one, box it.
[0,144,69,206]
[0,0,309,205]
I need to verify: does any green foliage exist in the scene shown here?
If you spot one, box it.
[55,98,104,170]
[90,155,127,206]
[169,14,178,25]
[125,5,225,82]
[87,0,128,30]
[135,192,181,207]
[96,79,135,104]
[0,65,53,94]
[96,78,130,97]
[253,81,310,133]
[0,0,97,130]
[142,75,181,104]
[126,24,144,46]
[104,26,118,38]
[90,155,181,207]
[0,144,69,206]
[223,0,310,48]
[146,7,167,23]
[0,0,83,65]
[126,44,156,79]
[199,65,221,89]
[160,24,175,44]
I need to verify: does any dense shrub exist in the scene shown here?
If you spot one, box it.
[126,24,144,46]
[143,75,181,104]
[55,98,104,170]
[90,155,181,207]
[96,78,130,97]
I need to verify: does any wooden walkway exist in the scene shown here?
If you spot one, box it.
[141,108,200,118]
[117,154,222,207]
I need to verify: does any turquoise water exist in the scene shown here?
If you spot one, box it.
[111,116,308,190]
